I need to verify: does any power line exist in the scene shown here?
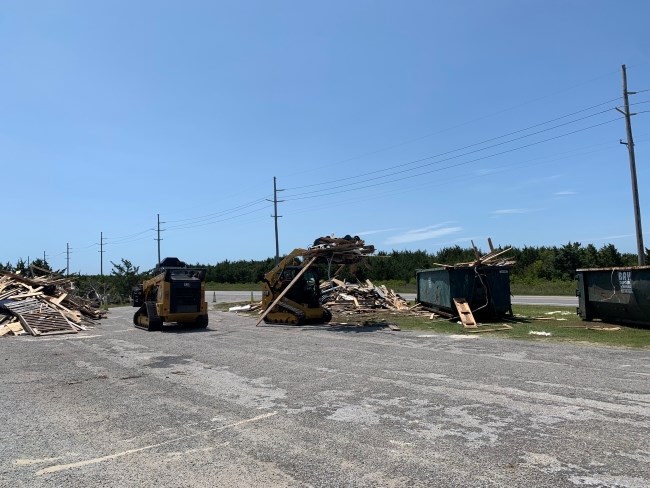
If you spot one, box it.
[282,116,623,202]
[282,139,628,218]
[104,228,156,243]
[165,197,271,225]
[164,203,274,231]
[283,68,625,180]
[283,113,623,201]
[284,97,621,193]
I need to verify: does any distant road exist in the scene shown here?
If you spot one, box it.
[206,290,263,304]
[206,291,577,308]
[512,295,578,307]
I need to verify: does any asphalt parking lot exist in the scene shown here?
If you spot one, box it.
[1,307,649,487]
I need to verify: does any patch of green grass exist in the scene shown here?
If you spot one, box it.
[510,280,575,296]
[348,304,650,348]
[376,280,416,294]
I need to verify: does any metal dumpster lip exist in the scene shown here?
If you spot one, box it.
[576,266,650,272]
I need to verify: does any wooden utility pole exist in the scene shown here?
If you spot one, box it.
[66,243,70,276]
[617,64,645,265]
[99,232,105,276]
[155,213,165,266]
[270,177,284,265]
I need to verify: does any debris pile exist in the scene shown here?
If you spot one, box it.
[433,240,515,268]
[0,269,106,337]
[320,278,412,314]
[304,235,375,264]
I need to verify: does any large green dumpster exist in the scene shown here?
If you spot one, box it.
[576,266,650,327]
[416,266,513,319]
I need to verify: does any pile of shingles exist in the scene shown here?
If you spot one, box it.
[320,278,412,314]
[0,269,106,337]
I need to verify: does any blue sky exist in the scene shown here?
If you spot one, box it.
[2,1,649,274]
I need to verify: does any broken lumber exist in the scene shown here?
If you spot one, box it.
[0,268,106,338]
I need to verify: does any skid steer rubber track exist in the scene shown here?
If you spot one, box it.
[133,301,163,331]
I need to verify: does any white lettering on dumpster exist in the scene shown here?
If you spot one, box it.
[618,271,632,294]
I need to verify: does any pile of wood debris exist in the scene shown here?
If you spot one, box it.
[320,278,413,314]
[434,239,515,268]
[304,235,375,266]
[0,268,106,337]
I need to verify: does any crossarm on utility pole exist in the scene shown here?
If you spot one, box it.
[256,256,317,326]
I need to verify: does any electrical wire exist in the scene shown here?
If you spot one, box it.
[24,81,648,271]
[165,197,272,224]
[285,97,622,192]
[281,139,627,219]
[282,116,623,202]
[165,203,274,231]
[104,228,156,244]
[285,69,625,180]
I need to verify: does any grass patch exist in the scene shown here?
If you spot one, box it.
[335,304,650,348]
[368,280,416,294]
[221,300,649,347]
[510,280,575,296]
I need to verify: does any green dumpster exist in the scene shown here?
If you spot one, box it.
[416,266,513,319]
[576,266,650,327]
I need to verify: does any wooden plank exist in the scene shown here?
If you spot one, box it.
[374,286,387,299]
[453,298,478,328]
[8,292,44,299]
[470,240,481,261]
[479,247,512,264]
[466,324,512,333]
[338,293,360,308]
[0,322,23,336]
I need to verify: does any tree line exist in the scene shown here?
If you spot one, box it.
[1,243,648,303]
[193,242,647,284]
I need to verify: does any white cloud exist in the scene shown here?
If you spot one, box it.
[385,226,462,245]
[355,228,399,236]
[476,167,500,176]
[585,234,632,242]
[554,190,577,196]
[491,208,530,215]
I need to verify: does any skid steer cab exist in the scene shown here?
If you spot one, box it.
[132,257,208,331]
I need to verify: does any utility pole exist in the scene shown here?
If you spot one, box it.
[155,213,165,266]
[268,177,284,265]
[99,232,106,276]
[43,251,46,266]
[66,243,70,276]
[617,64,645,265]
